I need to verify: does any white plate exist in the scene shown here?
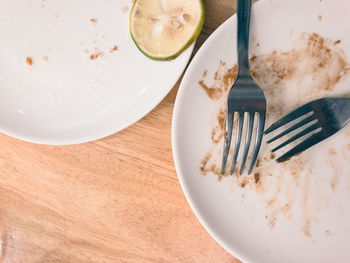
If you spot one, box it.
[0,0,193,145]
[173,0,350,262]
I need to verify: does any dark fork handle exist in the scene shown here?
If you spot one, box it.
[237,0,252,78]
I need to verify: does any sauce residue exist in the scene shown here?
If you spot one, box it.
[199,33,350,237]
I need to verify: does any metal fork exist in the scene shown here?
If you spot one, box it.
[265,98,350,162]
[221,0,266,175]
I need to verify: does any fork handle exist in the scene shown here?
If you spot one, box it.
[237,0,252,77]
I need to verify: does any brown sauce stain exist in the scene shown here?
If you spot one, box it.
[200,153,211,176]
[268,217,276,229]
[211,109,226,144]
[109,45,118,53]
[26,57,33,66]
[90,48,104,60]
[198,80,223,100]
[255,158,261,168]
[199,32,350,237]
[329,148,336,155]
[90,18,98,24]
[330,171,340,191]
[240,180,247,188]
[202,70,208,78]
[302,219,312,237]
[254,173,260,184]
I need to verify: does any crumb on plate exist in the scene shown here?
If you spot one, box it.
[110,45,118,53]
[26,57,33,66]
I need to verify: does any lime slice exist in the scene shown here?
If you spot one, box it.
[130,0,205,61]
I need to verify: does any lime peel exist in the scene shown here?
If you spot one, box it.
[130,0,205,61]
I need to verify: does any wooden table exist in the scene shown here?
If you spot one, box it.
[0,1,242,262]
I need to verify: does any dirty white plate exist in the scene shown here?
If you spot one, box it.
[0,0,193,145]
[172,0,350,262]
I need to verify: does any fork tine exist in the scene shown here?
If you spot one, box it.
[264,104,312,134]
[221,111,234,174]
[230,112,244,175]
[271,123,319,152]
[267,115,315,144]
[276,131,324,162]
[239,112,254,175]
[248,112,266,175]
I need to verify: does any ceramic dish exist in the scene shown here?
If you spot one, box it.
[172,0,350,262]
[0,0,193,144]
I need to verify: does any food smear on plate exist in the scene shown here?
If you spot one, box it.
[90,18,98,25]
[90,48,104,61]
[199,33,350,237]
[26,57,33,66]
[109,45,118,54]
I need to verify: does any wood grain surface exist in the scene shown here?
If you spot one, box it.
[0,1,243,262]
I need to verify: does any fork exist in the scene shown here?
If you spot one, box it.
[265,98,350,162]
[221,0,267,175]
